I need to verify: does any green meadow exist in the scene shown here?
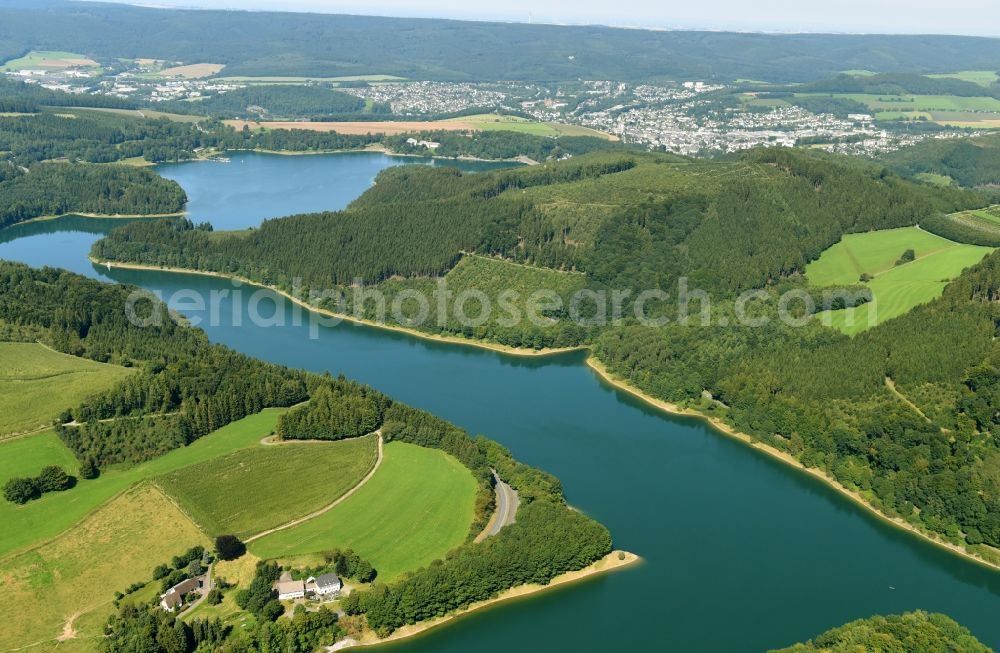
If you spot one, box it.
[0,342,135,436]
[797,92,1000,113]
[808,227,993,334]
[157,434,379,538]
[927,70,1000,87]
[0,484,206,652]
[249,441,478,581]
[0,410,282,557]
[0,50,98,71]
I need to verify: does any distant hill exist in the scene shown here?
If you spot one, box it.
[1,1,1000,82]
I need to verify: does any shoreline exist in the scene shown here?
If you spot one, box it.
[13,210,186,227]
[90,257,585,358]
[340,551,639,649]
[584,357,1000,574]
[202,144,537,165]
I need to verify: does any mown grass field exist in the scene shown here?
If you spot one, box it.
[0,50,98,71]
[928,70,1000,87]
[157,434,378,538]
[807,227,993,334]
[224,113,614,140]
[0,430,80,480]
[157,63,225,78]
[0,483,207,652]
[461,113,614,139]
[797,93,1000,113]
[0,410,282,558]
[0,342,134,436]
[249,441,477,581]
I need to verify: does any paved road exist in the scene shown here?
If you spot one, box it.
[486,471,519,537]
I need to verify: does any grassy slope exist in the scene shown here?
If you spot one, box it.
[0,342,135,436]
[0,410,283,558]
[0,483,207,652]
[0,50,97,71]
[807,227,993,334]
[0,430,80,479]
[157,434,378,538]
[249,441,477,581]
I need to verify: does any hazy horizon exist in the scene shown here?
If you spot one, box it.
[90,0,1000,37]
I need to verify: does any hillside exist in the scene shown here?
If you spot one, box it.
[2,3,1000,82]
[91,147,1000,565]
[0,260,617,650]
[772,611,993,653]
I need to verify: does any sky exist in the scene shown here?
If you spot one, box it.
[101,0,1000,36]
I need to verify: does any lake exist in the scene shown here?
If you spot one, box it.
[3,151,1000,652]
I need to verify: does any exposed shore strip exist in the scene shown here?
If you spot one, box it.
[584,357,1000,574]
[338,551,639,649]
[90,258,584,358]
[90,260,1000,570]
[17,210,187,226]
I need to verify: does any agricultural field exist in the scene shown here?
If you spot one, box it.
[156,434,379,538]
[0,410,283,558]
[0,50,98,71]
[927,70,1000,87]
[0,430,79,481]
[225,113,613,139]
[797,93,1000,113]
[216,74,406,84]
[0,342,134,436]
[157,62,225,78]
[797,92,1000,126]
[462,113,614,139]
[61,106,207,123]
[0,483,207,652]
[808,227,993,333]
[249,441,478,581]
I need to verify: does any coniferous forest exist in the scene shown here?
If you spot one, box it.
[91,145,1000,562]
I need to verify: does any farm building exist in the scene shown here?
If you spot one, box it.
[275,579,306,600]
[160,576,205,612]
[306,572,343,597]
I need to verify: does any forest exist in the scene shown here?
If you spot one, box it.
[879,133,1000,188]
[0,261,614,640]
[0,162,186,228]
[772,611,991,652]
[93,148,984,348]
[4,3,1000,82]
[0,261,327,467]
[160,84,382,120]
[89,145,1000,557]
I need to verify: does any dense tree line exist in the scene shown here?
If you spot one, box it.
[793,72,1000,99]
[6,3,1000,82]
[0,162,186,229]
[921,212,1000,247]
[93,148,986,350]
[277,378,389,441]
[2,465,73,504]
[0,262,340,467]
[595,251,1000,553]
[0,77,135,109]
[383,130,627,162]
[160,84,377,120]
[341,501,612,636]
[290,548,377,583]
[771,611,991,653]
[101,604,228,653]
[879,133,1000,188]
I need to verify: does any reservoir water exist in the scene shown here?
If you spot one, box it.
[3,151,1000,652]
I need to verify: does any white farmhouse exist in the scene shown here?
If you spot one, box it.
[306,573,343,598]
[274,579,306,601]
